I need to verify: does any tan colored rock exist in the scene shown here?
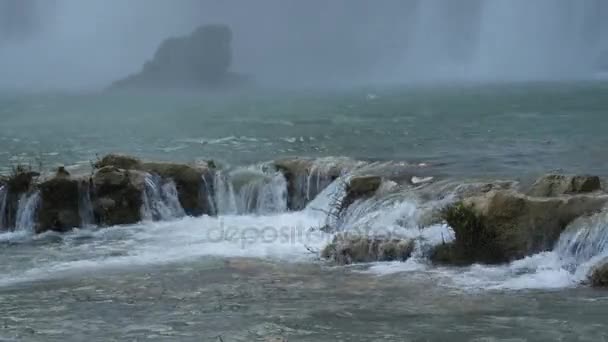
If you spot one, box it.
[339,175,382,213]
[94,154,215,216]
[94,154,142,170]
[322,234,414,265]
[433,190,608,264]
[528,174,602,197]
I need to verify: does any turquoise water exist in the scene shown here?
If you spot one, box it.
[2,81,608,178]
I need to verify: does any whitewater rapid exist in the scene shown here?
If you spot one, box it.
[1,162,608,292]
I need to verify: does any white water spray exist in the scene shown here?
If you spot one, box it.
[141,174,185,221]
[14,191,40,231]
[213,170,238,215]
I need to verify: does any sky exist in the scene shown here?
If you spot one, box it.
[1,0,607,90]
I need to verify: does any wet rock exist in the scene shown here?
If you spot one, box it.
[92,166,146,226]
[589,261,608,288]
[274,158,349,211]
[339,176,382,213]
[142,162,214,216]
[432,190,608,265]
[321,234,414,265]
[1,166,40,228]
[95,154,142,170]
[528,174,602,197]
[95,154,215,216]
[37,174,81,233]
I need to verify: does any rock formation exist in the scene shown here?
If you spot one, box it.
[527,174,602,197]
[589,260,608,287]
[321,233,415,265]
[432,189,608,265]
[110,24,249,90]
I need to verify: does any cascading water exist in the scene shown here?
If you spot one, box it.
[201,174,216,216]
[554,211,608,273]
[0,185,7,229]
[14,191,40,231]
[141,174,185,221]
[213,170,238,215]
[211,166,288,216]
[78,181,95,227]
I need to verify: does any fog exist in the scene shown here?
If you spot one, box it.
[1,0,608,90]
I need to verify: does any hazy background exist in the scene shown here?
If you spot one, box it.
[1,0,608,90]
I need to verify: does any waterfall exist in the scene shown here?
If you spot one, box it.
[236,171,287,215]
[141,174,185,221]
[213,170,238,215]
[78,181,95,227]
[14,191,40,231]
[212,167,288,216]
[201,173,216,216]
[555,211,608,270]
[0,185,7,229]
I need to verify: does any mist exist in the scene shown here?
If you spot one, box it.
[1,0,608,91]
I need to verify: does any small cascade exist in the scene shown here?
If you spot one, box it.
[211,167,288,216]
[0,185,7,229]
[304,157,360,202]
[141,174,185,221]
[78,181,95,227]
[213,170,238,215]
[14,191,40,231]
[201,174,216,216]
[236,171,287,215]
[555,211,608,270]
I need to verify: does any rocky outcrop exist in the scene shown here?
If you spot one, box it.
[321,234,415,265]
[92,166,146,226]
[94,154,214,217]
[95,154,142,170]
[432,190,608,265]
[589,261,608,288]
[36,168,81,233]
[110,24,249,90]
[527,174,602,197]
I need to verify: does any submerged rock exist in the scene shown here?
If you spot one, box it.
[432,190,608,265]
[589,261,608,288]
[321,234,414,265]
[528,174,602,197]
[37,168,83,233]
